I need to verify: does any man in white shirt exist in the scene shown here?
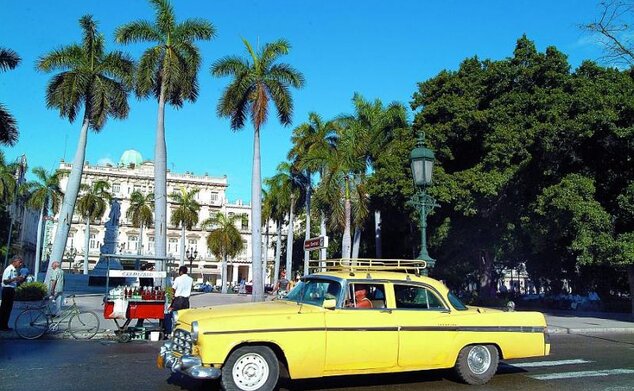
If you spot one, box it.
[170,266,193,311]
[1,256,25,331]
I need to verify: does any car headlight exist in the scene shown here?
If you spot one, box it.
[191,321,199,344]
[172,310,179,325]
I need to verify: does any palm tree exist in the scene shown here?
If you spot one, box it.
[0,48,21,146]
[212,38,304,301]
[288,112,338,270]
[126,191,154,256]
[25,168,63,280]
[169,188,201,266]
[263,174,289,288]
[76,180,111,274]
[267,162,306,278]
[38,15,133,279]
[0,151,18,206]
[340,94,408,257]
[116,0,215,273]
[202,212,243,294]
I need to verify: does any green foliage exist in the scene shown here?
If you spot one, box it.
[411,35,634,295]
[15,282,47,301]
[0,47,21,145]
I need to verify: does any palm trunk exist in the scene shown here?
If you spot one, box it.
[273,219,282,287]
[47,115,90,283]
[342,198,352,259]
[263,220,270,285]
[138,224,144,255]
[320,212,327,262]
[179,225,185,267]
[374,210,382,258]
[154,83,167,276]
[352,226,361,259]
[34,204,45,282]
[221,254,228,294]
[285,201,295,282]
[303,180,311,276]
[251,127,263,301]
[83,217,90,274]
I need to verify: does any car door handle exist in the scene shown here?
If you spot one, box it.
[380,309,392,314]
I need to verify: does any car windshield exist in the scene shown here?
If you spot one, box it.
[447,291,468,311]
[284,278,341,307]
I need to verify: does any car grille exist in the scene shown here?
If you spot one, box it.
[172,329,193,355]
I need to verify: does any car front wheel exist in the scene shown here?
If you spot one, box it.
[454,344,499,385]
[221,345,280,391]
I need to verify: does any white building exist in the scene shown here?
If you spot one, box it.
[51,150,277,285]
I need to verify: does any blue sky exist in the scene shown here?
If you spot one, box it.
[1,1,604,203]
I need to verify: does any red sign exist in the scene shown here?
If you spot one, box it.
[304,236,328,251]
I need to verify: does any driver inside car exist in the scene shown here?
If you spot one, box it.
[353,284,373,308]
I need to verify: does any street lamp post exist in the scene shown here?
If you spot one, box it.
[64,247,78,272]
[186,247,198,274]
[410,132,438,275]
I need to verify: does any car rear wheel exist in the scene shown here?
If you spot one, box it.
[454,344,499,385]
[221,345,280,391]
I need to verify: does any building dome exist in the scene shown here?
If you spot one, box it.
[119,150,143,167]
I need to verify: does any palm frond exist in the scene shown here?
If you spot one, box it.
[0,48,21,71]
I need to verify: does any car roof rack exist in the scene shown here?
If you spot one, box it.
[309,258,427,276]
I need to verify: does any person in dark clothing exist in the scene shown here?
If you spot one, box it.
[1,256,25,331]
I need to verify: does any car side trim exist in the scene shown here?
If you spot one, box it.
[203,325,544,335]
[399,326,545,333]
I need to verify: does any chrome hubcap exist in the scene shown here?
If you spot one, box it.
[467,345,491,375]
[232,352,269,391]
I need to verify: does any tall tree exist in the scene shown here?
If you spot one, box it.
[288,112,338,271]
[203,212,243,294]
[116,0,215,274]
[0,48,21,146]
[38,15,133,280]
[584,0,634,66]
[212,38,304,301]
[169,188,201,267]
[0,151,17,206]
[126,191,154,255]
[342,94,408,257]
[25,167,63,281]
[262,180,286,287]
[76,180,111,274]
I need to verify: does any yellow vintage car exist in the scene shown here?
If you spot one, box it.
[158,259,550,391]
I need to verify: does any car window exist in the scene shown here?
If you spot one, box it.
[394,284,446,310]
[284,279,341,306]
[345,283,386,309]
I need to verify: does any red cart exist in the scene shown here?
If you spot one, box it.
[103,265,169,342]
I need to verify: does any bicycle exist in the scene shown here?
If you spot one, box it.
[14,295,100,340]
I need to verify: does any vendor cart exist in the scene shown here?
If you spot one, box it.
[101,254,172,342]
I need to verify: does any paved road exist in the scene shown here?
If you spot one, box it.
[1,334,633,391]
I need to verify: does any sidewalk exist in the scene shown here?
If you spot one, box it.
[1,290,632,340]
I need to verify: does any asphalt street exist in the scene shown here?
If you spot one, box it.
[1,334,633,391]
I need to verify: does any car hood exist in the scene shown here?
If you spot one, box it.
[176,300,307,326]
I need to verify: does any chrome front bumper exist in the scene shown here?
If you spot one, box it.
[158,341,221,379]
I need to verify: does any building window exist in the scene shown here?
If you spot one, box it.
[168,238,179,254]
[241,214,249,230]
[210,192,218,203]
[67,232,74,249]
[187,238,198,252]
[133,184,143,194]
[89,234,98,249]
[128,235,138,251]
[112,183,120,193]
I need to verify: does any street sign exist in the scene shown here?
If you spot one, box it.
[304,236,329,251]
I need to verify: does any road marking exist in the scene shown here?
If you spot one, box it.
[512,359,593,368]
[530,369,634,380]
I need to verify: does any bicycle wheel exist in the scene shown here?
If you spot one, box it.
[68,311,99,340]
[15,309,49,339]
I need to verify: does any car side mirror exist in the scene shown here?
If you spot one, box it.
[323,298,337,310]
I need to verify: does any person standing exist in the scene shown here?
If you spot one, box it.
[1,256,25,331]
[47,261,64,316]
[170,266,193,311]
[165,266,193,335]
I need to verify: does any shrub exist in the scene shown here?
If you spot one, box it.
[15,282,47,301]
